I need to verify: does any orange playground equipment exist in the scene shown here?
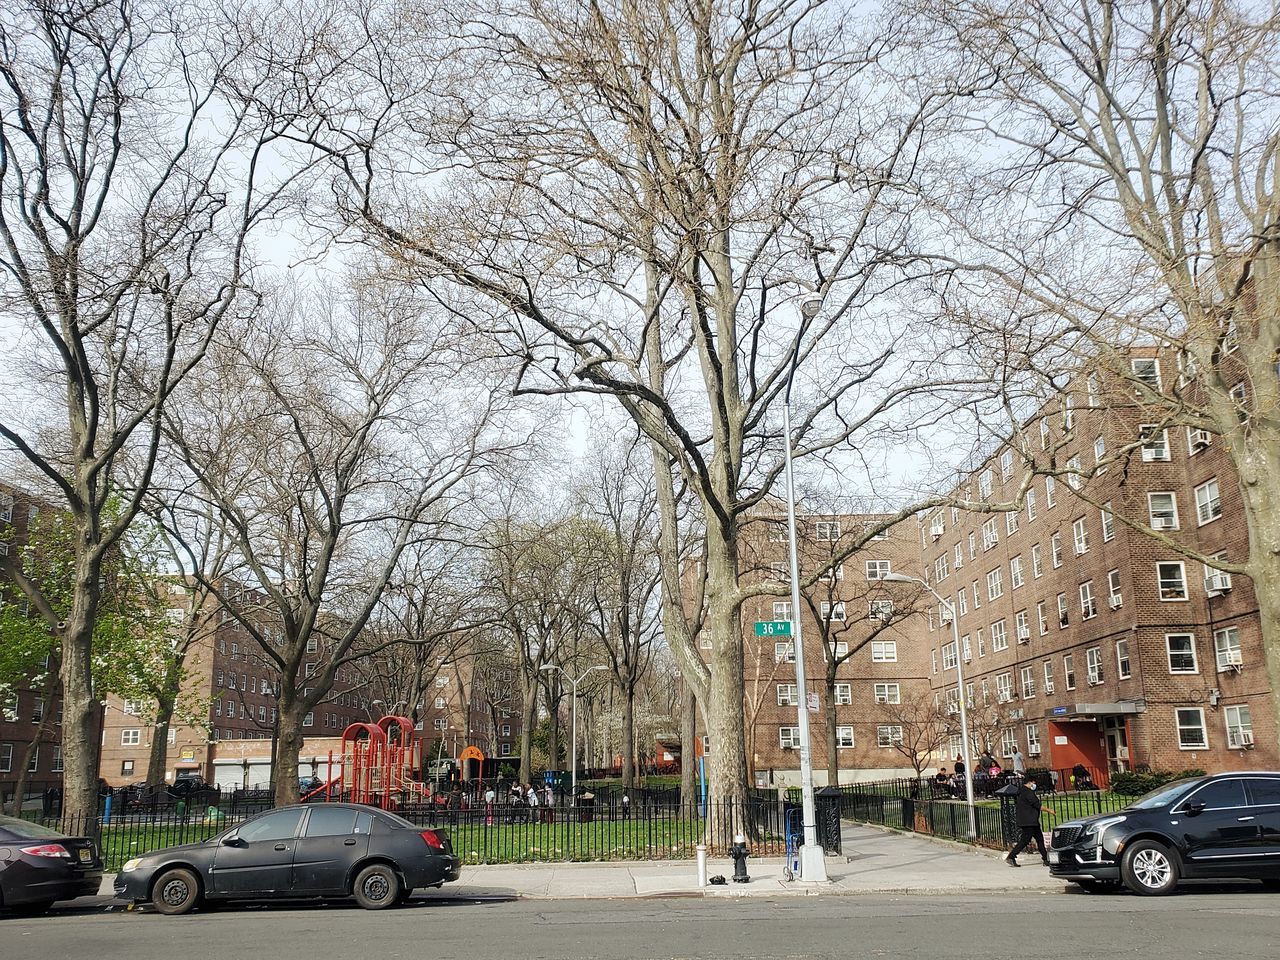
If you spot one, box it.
[302,715,432,809]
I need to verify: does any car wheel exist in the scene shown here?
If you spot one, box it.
[152,867,201,915]
[352,864,401,910]
[1120,840,1180,896]
[1074,879,1120,894]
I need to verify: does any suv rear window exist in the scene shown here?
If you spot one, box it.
[1246,778,1280,806]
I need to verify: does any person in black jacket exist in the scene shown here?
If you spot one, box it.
[1005,774,1055,866]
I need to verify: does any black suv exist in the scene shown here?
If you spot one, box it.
[1048,771,1280,895]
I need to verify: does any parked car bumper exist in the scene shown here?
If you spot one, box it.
[5,859,103,906]
[404,855,462,888]
[1047,846,1121,882]
[113,869,154,902]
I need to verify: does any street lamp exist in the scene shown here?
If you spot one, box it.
[371,698,407,716]
[781,289,828,883]
[882,571,977,838]
[540,664,606,795]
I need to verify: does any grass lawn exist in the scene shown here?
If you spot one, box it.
[969,790,1131,829]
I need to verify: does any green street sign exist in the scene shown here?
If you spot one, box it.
[754,620,792,637]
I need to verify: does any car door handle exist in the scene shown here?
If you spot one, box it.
[344,839,357,846]
[1237,816,1256,822]
[274,843,288,850]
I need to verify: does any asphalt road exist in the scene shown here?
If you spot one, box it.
[5,888,1280,960]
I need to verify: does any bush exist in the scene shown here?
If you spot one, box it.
[1110,768,1208,797]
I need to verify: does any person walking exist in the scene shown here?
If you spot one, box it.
[1011,746,1026,776]
[1005,773,1055,867]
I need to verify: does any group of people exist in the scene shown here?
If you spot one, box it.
[483,781,557,823]
[932,747,1029,799]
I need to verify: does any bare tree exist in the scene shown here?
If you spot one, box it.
[159,280,509,803]
[914,0,1280,735]
[0,0,306,820]
[878,688,955,781]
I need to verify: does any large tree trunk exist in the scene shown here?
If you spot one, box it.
[703,545,748,847]
[273,698,304,806]
[824,667,840,787]
[146,700,175,787]
[518,679,536,784]
[546,690,561,773]
[680,682,697,809]
[60,553,104,825]
[621,690,635,789]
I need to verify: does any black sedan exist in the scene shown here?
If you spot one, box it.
[115,802,461,914]
[0,814,103,914]
[1048,771,1280,895]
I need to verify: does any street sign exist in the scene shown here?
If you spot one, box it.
[754,620,792,637]
[806,692,819,713]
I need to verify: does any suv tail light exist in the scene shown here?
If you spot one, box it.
[21,844,70,858]
[420,830,444,851]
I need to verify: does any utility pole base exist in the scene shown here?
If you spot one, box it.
[796,844,829,883]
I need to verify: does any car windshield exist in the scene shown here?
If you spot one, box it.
[1125,778,1203,811]
[0,814,65,840]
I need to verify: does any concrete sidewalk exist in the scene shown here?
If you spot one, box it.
[90,823,1063,904]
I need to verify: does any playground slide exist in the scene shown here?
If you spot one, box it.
[300,777,344,803]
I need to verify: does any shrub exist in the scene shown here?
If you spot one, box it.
[1110,771,1173,796]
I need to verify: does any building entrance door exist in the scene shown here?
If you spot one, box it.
[1103,717,1130,774]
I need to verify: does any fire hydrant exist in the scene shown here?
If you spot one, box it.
[731,833,751,883]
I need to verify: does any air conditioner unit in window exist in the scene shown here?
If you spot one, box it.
[1016,627,1030,641]
[1108,595,1123,610]
[1088,678,1102,687]
[874,695,888,704]
[1205,574,1232,596]
[1241,731,1255,748]
[1152,517,1175,530]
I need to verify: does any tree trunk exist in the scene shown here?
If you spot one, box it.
[60,553,104,824]
[1235,438,1280,767]
[518,680,536,783]
[547,692,561,773]
[146,700,176,787]
[703,564,748,848]
[824,670,840,788]
[680,682,697,809]
[273,699,304,806]
[621,690,635,789]
[8,686,57,817]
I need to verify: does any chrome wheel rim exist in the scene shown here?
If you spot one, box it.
[1133,849,1171,889]
[363,873,390,901]
[162,878,190,906]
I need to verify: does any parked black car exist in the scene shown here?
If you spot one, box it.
[114,802,461,914]
[0,814,103,914]
[1048,771,1280,895]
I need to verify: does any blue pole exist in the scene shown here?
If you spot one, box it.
[103,793,112,825]
[698,757,707,818]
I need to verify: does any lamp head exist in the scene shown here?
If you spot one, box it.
[880,572,916,584]
[799,294,824,320]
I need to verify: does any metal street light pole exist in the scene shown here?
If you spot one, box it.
[883,572,977,838]
[541,664,606,795]
[782,291,828,883]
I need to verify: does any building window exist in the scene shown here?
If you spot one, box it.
[982,518,998,550]
[834,683,852,705]
[1064,654,1076,690]
[1042,660,1055,694]
[869,599,894,621]
[1187,426,1212,454]
[836,726,855,748]
[830,640,849,658]
[1214,627,1243,671]
[777,683,798,706]
[1157,562,1188,601]
[979,469,993,498]
[874,682,900,704]
[1194,478,1222,525]
[1050,532,1063,568]
[52,745,63,773]
[436,676,449,688]
[820,601,846,622]
[1026,489,1037,521]
[1100,503,1115,541]
[977,628,986,657]
[1057,593,1069,627]
[696,629,712,649]
[1031,543,1043,578]
[934,554,949,582]
[1005,510,1018,535]
[1000,449,1014,481]
[1131,357,1161,390]
[121,759,134,777]
[1175,708,1208,749]
[121,729,141,746]
[1107,569,1123,608]
[1079,581,1097,619]
[865,560,891,580]
[1020,666,1035,699]
[823,563,845,583]
[996,672,1013,702]
[1204,555,1233,595]
[1040,419,1051,450]
[1066,455,1083,490]
[1026,723,1042,756]
[1015,609,1030,642]
[1072,518,1089,555]
[772,600,793,621]
[1045,475,1056,507]
[433,718,447,730]
[1117,638,1131,679]
[1010,556,1024,589]
[816,520,841,542]
[500,743,512,757]
[968,533,977,560]
[774,642,796,663]
[501,724,512,737]
[1086,647,1103,685]
[779,726,801,749]
[871,641,897,662]
[876,725,904,748]
[972,581,981,609]
[1166,634,1199,674]
[1225,705,1253,749]
[990,620,1009,651]
[303,712,314,727]
[998,728,1016,759]
[1139,425,1170,462]
[942,641,958,670]
[0,743,11,773]
[1037,602,1048,636]
[1093,436,1106,466]
[986,568,1004,600]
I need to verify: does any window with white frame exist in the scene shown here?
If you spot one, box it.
[1131,357,1161,391]
[1139,425,1170,462]
[1157,562,1188,600]
[779,726,801,749]
[816,520,841,541]
[1175,708,1207,749]
[1020,666,1035,699]
[1079,581,1097,619]
[1107,569,1122,608]
[942,641,958,670]
[773,600,792,620]
[1195,478,1222,525]
[1026,723,1042,756]
[52,745,62,773]
[830,640,849,658]
[979,469,993,498]
[934,554,949,581]
[1064,653,1076,690]
[1031,543,1043,578]
[1187,426,1212,454]
[774,642,795,663]
[1015,609,1030,641]
[777,683,798,706]
[1072,517,1089,555]
[1204,553,1232,595]
[1042,660,1055,694]
[871,641,897,662]
[434,697,446,709]
[876,725,904,747]
[875,682,900,704]
[836,726,855,748]
[1117,638,1131,679]
[1045,475,1056,507]
[1051,532,1063,567]
[954,542,963,571]
[834,682,852,705]
[1037,602,1049,636]
[432,717,446,730]
[957,590,968,616]
[1010,556,1024,589]
[931,649,937,674]
[1066,455,1083,490]
[980,678,990,703]
[995,674,1014,704]
[865,559,891,580]
[1214,627,1243,671]
[1093,435,1106,466]
[1026,488,1038,521]
[1057,593,1069,627]
[1101,503,1115,541]
[977,628,986,657]
[1225,705,1253,749]
[968,532,977,560]
[869,599,894,622]
[822,563,844,583]
[436,676,449,688]
[1148,491,1178,529]
[1040,419,1051,450]
[982,518,998,550]
[1086,647,1104,685]
[930,513,945,538]
[1063,393,1076,430]
[1000,449,1014,481]
[986,567,1004,600]
[1005,510,1018,535]
[121,729,141,746]
[1166,634,1198,673]
[770,561,790,582]
[820,601,846,622]
[990,619,1009,651]
[1086,372,1100,404]
[766,522,788,542]
[972,581,981,609]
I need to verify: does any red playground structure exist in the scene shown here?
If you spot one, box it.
[302,715,433,810]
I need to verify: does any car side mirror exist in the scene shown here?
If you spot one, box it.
[221,834,246,847]
[1181,801,1206,817]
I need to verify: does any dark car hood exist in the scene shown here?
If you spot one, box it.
[1055,808,1136,832]
[139,839,215,861]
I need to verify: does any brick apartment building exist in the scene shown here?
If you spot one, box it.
[917,350,1273,780]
